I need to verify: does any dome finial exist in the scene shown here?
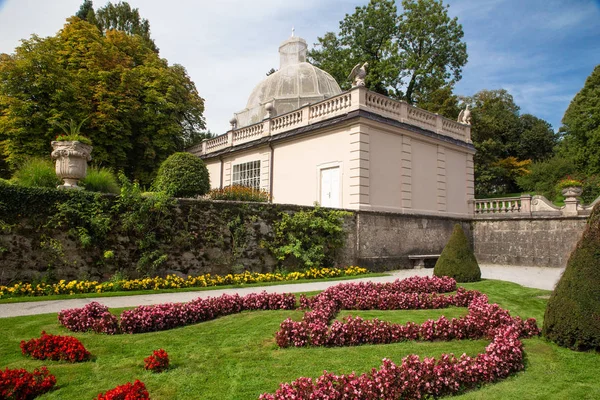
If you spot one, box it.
[291,26,295,37]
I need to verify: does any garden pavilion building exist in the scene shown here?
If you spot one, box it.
[189,34,475,217]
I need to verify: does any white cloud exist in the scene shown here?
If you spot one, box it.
[1,0,598,134]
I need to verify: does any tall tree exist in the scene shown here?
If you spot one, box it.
[308,0,467,105]
[559,65,600,175]
[397,0,467,104]
[76,1,157,52]
[464,89,557,195]
[0,17,205,185]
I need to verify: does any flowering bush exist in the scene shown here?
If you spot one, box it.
[0,366,56,399]
[0,266,368,299]
[261,276,540,399]
[58,302,120,335]
[208,185,271,202]
[96,380,149,400]
[556,176,583,189]
[144,349,169,373]
[59,292,297,335]
[20,331,91,362]
[120,292,296,334]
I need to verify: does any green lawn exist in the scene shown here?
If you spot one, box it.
[0,280,598,399]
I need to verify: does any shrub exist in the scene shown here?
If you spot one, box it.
[434,224,481,282]
[96,380,149,400]
[20,331,91,362]
[0,366,56,400]
[58,302,120,335]
[152,152,209,198]
[11,157,61,189]
[268,206,352,270]
[543,202,600,351]
[81,167,120,194]
[208,185,271,202]
[144,349,169,372]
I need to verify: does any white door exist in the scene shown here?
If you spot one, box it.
[320,167,340,208]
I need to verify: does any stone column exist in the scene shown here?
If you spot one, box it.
[520,194,532,216]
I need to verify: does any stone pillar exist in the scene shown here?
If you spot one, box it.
[227,131,233,147]
[563,197,579,216]
[349,124,370,208]
[520,194,532,216]
[201,140,207,155]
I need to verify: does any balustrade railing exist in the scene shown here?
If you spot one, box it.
[233,123,263,143]
[475,197,522,214]
[193,86,472,156]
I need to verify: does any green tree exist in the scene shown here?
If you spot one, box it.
[308,0,467,105]
[464,89,556,195]
[77,1,157,52]
[0,17,205,185]
[559,65,600,175]
[397,0,467,104]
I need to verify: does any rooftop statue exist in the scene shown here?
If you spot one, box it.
[349,62,368,87]
[458,104,472,125]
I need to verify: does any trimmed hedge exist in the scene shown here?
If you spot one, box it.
[433,224,481,282]
[152,152,209,198]
[543,203,600,351]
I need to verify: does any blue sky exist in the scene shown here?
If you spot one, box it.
[0,0,599,134]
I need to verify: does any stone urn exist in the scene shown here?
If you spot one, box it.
[51,141,93,188]
[561,186,583,197]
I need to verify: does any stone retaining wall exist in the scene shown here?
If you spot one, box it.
[472,217,587,268]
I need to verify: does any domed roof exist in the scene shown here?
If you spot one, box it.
[234,36,342,128]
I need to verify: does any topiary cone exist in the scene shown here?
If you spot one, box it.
[433,224,481,282]
[543,203,600,351]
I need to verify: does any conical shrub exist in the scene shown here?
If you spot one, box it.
[433,224,481,282]
[543,203,600,351]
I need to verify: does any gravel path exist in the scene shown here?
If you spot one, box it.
[0,265,564,318]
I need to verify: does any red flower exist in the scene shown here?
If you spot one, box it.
[144,349,169,373]
[0,366,56,400]
[20,331,91,363]
[96,380,149,400]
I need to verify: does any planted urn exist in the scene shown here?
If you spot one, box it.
[51,139,93,188]
[50,118,93,189]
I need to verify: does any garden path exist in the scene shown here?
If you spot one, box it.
[0,264,564,318]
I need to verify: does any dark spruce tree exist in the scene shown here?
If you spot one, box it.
[543,203,600,351]
[433,224,481,282]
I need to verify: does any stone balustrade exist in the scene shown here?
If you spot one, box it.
[193,86,472,156]
[475,194,599,218]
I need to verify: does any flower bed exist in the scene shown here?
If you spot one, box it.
[58,302,120,334]
[59,291,297,334]
[144,349,169,373]
[0,266,368,299]
[261,276,540,399]
[96,380,149,400]
[0,366,56,400]
[20,331,91,362]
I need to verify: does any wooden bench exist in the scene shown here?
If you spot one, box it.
[408,254,441,269]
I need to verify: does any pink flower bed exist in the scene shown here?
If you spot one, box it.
[58,302,120,334]
[261,276,540,399]
[58,292,296,334]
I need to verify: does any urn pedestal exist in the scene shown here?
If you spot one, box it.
[51,141,93,189]
[561,186,582,216]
